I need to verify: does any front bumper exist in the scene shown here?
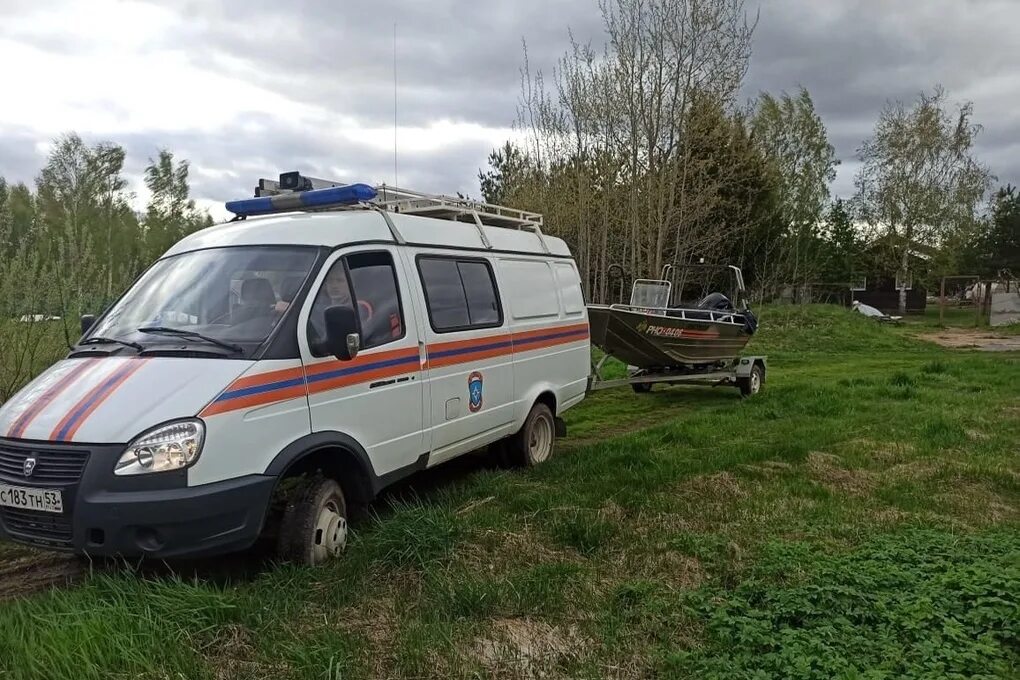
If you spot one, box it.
[0,438,275,559]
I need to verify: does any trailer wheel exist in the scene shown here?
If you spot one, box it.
[277,476,348,566]
[507,402,556,467]
[631,382,653,393]
[738,364,764,398]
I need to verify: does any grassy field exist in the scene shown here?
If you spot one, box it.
[0,305,1017,679]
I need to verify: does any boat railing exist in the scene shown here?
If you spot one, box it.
[607,303,746,325]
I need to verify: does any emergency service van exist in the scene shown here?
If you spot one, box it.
[0,175,590,564]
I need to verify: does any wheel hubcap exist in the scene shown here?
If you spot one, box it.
[750,370,761,394]
[529,415,553,463]
[311,499,347,563]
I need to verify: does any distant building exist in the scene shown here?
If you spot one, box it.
[850,235,932,315]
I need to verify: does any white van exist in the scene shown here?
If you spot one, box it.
[0,176,590,564]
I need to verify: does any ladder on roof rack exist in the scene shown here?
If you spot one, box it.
[251,173,550,253]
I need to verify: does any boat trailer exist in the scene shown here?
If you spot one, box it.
[587,355,767,396]
[585,262,766,397]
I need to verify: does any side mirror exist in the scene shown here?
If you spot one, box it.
[324,306,360,360]
[80,314,96,336]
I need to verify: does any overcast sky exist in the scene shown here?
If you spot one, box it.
[1,0,1018,219]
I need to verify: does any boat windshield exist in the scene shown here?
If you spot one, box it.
[85,246,317,357]
[629,280,671,309]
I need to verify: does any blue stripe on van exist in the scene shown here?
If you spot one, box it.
[304,354,420,385]
[429,338,514,359]
[216,375,309,401]
[514,328,589,346]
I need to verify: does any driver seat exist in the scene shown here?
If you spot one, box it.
[234,278,277,323]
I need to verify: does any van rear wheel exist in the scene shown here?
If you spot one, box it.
[277,476,348,566]
[507,402,556,467]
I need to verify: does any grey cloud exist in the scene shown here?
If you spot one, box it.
[79,114,494,212]
[3,0,1019,211]
[0,126,48,187]
[152,0,604,128]
[743,0,1020,197]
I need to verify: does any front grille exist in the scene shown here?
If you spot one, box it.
[0,444,89,485]
[1,507,73,544]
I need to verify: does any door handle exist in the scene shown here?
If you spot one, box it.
[370,376,412,389]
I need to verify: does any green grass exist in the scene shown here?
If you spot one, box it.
[0,304,1018,679]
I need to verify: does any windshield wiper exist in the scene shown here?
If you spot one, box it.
[136,327,244,354]
[79,336,144,352]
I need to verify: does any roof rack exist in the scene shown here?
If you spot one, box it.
[237,172,550,253]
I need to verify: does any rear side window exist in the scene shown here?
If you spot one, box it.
[497,259,559,319]
[554,262,584,314]
[418,256,502,332]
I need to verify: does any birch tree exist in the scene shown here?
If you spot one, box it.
[143,150,212,260]
[855,87,993,314]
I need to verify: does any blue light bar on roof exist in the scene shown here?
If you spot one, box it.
[225,183,378,217]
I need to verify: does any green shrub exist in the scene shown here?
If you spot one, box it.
[663,529,1020,678]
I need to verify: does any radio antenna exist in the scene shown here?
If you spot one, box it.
[393,22,398,190]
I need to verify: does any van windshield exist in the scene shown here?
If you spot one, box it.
[86,246,317,356]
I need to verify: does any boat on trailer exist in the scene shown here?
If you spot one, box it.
[586,264,765,396]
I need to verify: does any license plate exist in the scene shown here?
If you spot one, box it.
[0,484,63,514]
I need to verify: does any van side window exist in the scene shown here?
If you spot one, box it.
[308,252,404,356]
[497,259,559,319]
[554,262,585,314]
[418,256,502,332]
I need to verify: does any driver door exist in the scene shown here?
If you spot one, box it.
[298,247,426,478]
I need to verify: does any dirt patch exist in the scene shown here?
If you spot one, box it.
[679,471,750,500]
[0,551,85,601]
[919,329,1020,352]
[459,526,577,575]
[839,438,916,465]
[471,617,589,678]
[614,549,706,590]
[936,482,1019,525]
[885,458,942,482]
[740,460,793,477]
[560,411,685,451]
[338,592,399,644]
[205,624,290,680]
[806,452,877,496]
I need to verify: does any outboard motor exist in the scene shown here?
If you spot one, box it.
[742,309,758,335]
[697,291,758,335]
[696,292,733,311]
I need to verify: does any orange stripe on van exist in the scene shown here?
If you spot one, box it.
[51,359,149,441]
[7,358,101,439]
[201,383,310,416]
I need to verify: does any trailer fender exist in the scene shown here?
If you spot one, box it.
[735,356,767,380]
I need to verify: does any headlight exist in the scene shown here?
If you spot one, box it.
[115,420,205,476]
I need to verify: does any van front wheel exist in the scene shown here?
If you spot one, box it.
[507,402,556,467]
[277,477,348,566]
